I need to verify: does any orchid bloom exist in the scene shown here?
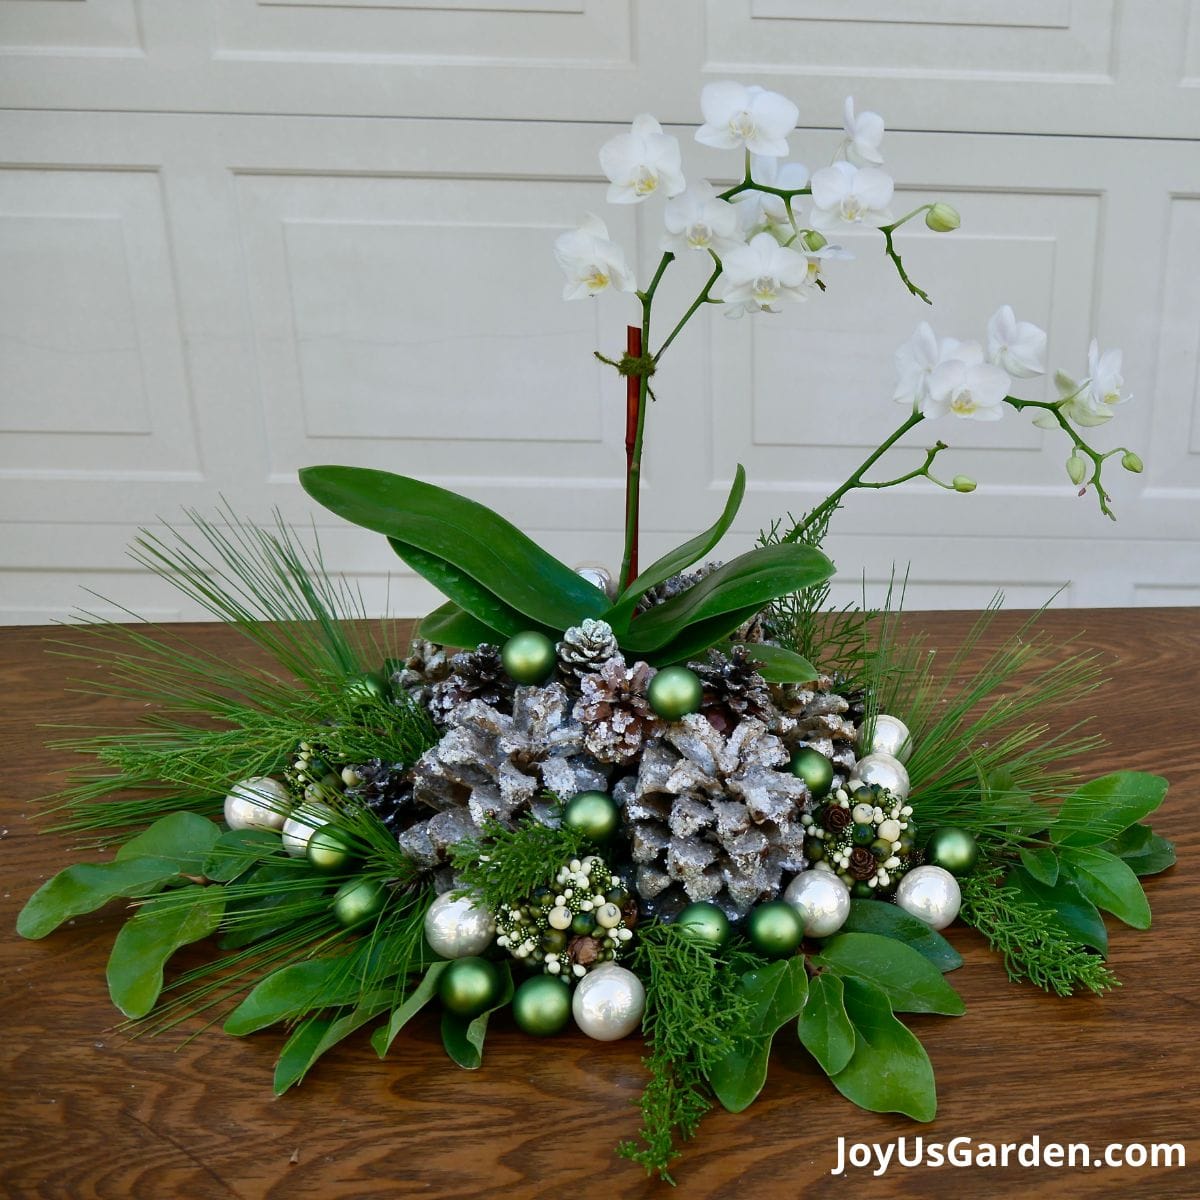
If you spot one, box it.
[893,322,967,409]
[925,353,1011,422]
[718,232,810,315]
[553,214,637,300]
[696,81,799,158]
[987,305,1046,379]
[661,182,744,256]
[841,96,885,166]
[1037,341,1131,428]
[809,161,894,232]
[599,114,686,204]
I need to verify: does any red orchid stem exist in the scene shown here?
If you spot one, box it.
[624,324,642,588]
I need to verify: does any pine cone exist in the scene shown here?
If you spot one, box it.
[573,656,665,766]
[427,644,515,727]
[390,637,452,706]
[557,619,621,687]
[634,561,721,612]
[690,646,774,731]
[772,674,860,778]
[344,758,418,834]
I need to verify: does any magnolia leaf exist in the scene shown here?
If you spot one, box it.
[107,887,225,1018]
[439,963,514,1070]
[1052,772,1169,848]
[708,958,809,1112]
[202,829,282,884]
[274,989,394,1094]
[834,901,963,973]
[372,962,450,1057]
[730,642,819,684]
[812,932,964,1015]
[300,466,607,630]
[419,600,505,650]
[1102,823,1176,877]
[116,812,221,877]
[829,978,937,1122]
[17,857,182,940]
[224,953,367,1035]
[1059,845,1151,930]
[797,972,855,1077]
[1018,845,1060,887]
[1004,866,1108,953]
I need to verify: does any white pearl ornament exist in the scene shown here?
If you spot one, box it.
[895,865,961,930]
[783,870,852,938]
[424,891,496,959]
[859,713,913,763]
[850,753,911,802]
[281,801,336,856]
[224,776,291,832]
[572,964,645,1041]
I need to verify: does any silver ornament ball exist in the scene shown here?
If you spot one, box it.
[224,776,291,832]
[895,865,961,930]
[858,713,913,763]
[424,891,495,959]
[574,562,617,601]
[783,870,851,937]
[851,752,911,802]
[281,801,336,856]
[572,963,645,1041]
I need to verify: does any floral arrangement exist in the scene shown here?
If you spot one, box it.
[17,82,1175,1183]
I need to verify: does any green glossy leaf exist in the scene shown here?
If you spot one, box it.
[729,642,818,684]
[1004,866,1108,953]
[709,958,809,1113]
[607,465,746,630]
[300,466,607,630]
[1018,845,1060,887]
[835,901,963,973]
[107,887,225,1018]
[17,857,182,940]
[202,829,282,884]
[418,600,506,650]
[274,989,393,1094]
[1102,823,1177,877]
[1052,772,1169,848]
[116,812,221,876]
[829,978,936,1122]
[225,952,366,1035]
[1060,845,1151,930]
[798,972,855,1076]
[372,961,450,1057]
[812,932,964,1015]
[651,605,764,665]
[439,962,513,1070]
[618,543,834,654]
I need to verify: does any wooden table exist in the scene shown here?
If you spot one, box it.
[1,611,1196,1199]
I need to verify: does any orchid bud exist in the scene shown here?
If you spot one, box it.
[1066,454,1087,485]
[802,230,828,252]
[952,475,977,493]
[925,203,961,233]
[1121,450,1143,473]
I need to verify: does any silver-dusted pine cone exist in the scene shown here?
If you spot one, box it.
[771,674,860,778]
[573,656,666,766]
[390,637,452,706]
[689,646,775,731]
[400,682,607,866]
[557,619,621,686]
[634,561,721,612]
[613,714,812,919]
[426,643,515,727]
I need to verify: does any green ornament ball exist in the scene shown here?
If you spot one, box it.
[332,876,387,927]
[346,670,390,705]
[512,975,572,1036]
[676,901,731,950]
[501,631,556,684]
[437,956,504,1018]
[851,823,875,846]
[746,901,804,958]
[562,790,619,842]
[571,912,596,936]
[647,666,703,720]
[306,824,356,873]
[926,826,979,876]
[789,747,834,797]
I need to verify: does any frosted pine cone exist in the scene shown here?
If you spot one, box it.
[427,643,515,727]
[634,561,721,612]
[573,656,665,766]
[557,619,621,687]
[390,637,452,706]
[690,646,775,731]
[344,758,418,834]
[772,674,860,776]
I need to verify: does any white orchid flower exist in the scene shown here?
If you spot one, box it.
[801,241,853,289]
[987,305,1046,379]
[717,232,810,315]
[925,356,1010,422]
[893,322,969,409]
[841,96,885,166]
[660,182,744,256]
[599,113,686,205]
[732,155,810,237]
[553,214,637,300]
[1037,341,1130,427]
[695,81,799,158]
[809,162,894,232]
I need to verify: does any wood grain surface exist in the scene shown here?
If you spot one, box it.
[1,611,1196,1200]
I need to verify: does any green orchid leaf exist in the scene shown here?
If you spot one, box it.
[116,812,221,877]
[835,900,963,973]
[829,978,937,1122]
[729,642,818,684]
[1102,823,1176,877]
[1052,772,1169,848]
[439,962,514,1070]
[607,465,746,630]
[651,605,764,666]
[1018,845,1060,887]
[300,466,607,630]
[1004,866,1109,953]
[372,961,450,1057]
[797,971,856,1076]
[1059,845,1151,930]
[812,932,965,1015]
[418,600,506,649]
[201,829,282,884]
[708,958,809,1113]
[274,989,394,1094]
[107,887,225,1018]
[224,952,367,1035]
[620,542,834,654]
[17,857,182,940]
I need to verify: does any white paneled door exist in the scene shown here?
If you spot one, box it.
[1,2,1198,621]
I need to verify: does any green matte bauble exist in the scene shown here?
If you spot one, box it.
[512,975,572,1036]
[676,901,731,950]
[562,791,619,842]
[346,670,390,704]
[570,912,596,937]
[501,631,556,684]
[306,824,355,873]
[746,901,804,959]
[437,956,504,1018]
[647,666,704,720]
[926,826,979,876]
[851,881,874,899]
[851,823,875,846]
[332,876,387,927]
[788,747,834,797]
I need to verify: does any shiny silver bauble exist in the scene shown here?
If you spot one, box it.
[895,865,961,930]
[574,562,618,601]
[224,776,291,832]
[571,963,645,1041]
[424,891,496,959]
[850,752,911,802]
[783,869,852,937]
[281,801,336,856]
[858,713,913,763]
